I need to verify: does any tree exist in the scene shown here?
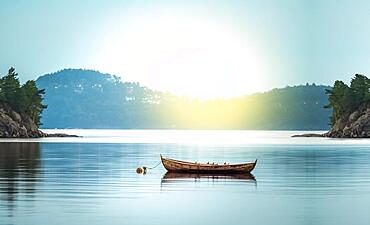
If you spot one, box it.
[20,80,47,125]
[0,67,21,110]
[0,78,5,102]
[350,74,370,104]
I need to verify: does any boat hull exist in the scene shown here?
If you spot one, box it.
[160,155,257,173]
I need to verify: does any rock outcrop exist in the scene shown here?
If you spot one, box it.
[0,107,44,138]
[0,106,77,138]
[325,103,370,138]
[293,103,370,138]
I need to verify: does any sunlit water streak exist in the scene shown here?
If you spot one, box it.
[0,130,370,225]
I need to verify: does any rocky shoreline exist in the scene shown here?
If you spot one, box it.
[291,133,325,138]
[293,103,370,138]
[0,107,78,138]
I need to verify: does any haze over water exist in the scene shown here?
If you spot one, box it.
[1,130,370,225]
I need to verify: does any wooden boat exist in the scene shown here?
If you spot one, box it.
[160,155,257,173]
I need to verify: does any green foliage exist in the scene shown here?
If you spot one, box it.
[0,68,47,126]
[0,79,4,102]
[325,74,370,125]
[0,68,21,109]
[350,74,370,103]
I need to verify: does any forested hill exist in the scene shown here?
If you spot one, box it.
[36,69,160,128]
[36,69,332,130]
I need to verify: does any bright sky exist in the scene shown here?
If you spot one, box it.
[1,0,370,99]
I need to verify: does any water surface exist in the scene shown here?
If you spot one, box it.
[1,130,370,225]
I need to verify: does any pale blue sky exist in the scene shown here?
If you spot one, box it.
[1,0,370,98]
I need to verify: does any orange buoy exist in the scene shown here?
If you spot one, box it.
[136,167,147,174]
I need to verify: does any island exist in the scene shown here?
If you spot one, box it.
[0,68,77,138]
[293,74,370,138]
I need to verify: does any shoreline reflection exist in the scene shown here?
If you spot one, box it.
[0,142,41,217]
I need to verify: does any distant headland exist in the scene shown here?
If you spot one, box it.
[36,68,331,130]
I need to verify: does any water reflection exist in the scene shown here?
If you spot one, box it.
[0,142,40,216]
[161,172,257,187]
[1,135,370,225]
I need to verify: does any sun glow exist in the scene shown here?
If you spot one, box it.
[95,11,269,99]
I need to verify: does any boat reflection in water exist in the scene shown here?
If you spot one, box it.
[163,172,256,181]
[161,172,257,190]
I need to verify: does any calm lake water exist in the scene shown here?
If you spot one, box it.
[1,130,370,225]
